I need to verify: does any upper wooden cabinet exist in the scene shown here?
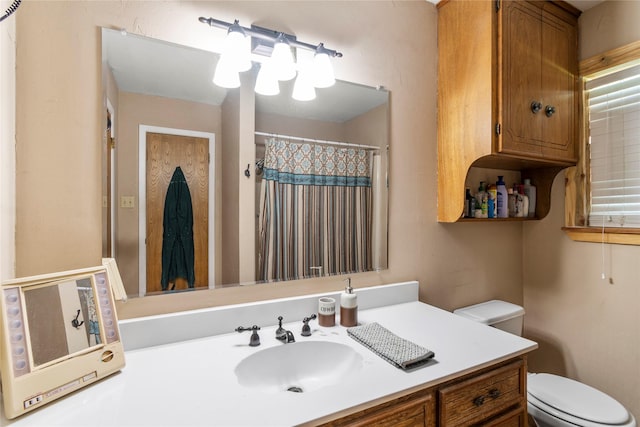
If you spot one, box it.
[437,0,580,222]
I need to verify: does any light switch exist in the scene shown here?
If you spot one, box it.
[120,196,135,208]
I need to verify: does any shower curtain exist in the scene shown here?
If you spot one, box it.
[258,138,373,282]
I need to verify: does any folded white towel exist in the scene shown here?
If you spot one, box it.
[347,322,435,370]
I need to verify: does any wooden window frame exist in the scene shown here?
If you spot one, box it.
[564,40,640,245]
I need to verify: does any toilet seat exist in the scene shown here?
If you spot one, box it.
[528,373,635,427]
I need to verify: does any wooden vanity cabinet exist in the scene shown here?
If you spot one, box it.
[437,0,580,222]
[317,356,527,426]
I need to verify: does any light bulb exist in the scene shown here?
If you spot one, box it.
[292,63,316,101]
[255,62,280,96]
[222,28,252,72]
[313,51,335,88]
[213,57,240,88]
[270,34,297,81]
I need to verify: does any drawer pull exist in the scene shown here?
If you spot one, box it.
[473,389,500,407]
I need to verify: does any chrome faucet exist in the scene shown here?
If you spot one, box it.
[275,316,295,343]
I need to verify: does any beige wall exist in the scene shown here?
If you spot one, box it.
[15,2,523,332]
[255,112,346,141]
[221,89,240,284]
[1,0,16,281]
[523,0,640,417]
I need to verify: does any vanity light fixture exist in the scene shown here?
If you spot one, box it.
[199,16,342,99]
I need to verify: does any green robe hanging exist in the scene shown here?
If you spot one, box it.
[161,166,195,290]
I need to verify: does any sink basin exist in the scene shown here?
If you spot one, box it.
[235,341,364,393]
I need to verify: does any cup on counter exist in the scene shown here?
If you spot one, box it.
[318,297,336,327]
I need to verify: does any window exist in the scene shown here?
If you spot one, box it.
[564,40,640,245]
[586,64,640,228]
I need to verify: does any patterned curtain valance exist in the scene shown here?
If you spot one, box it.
[263,138,371,187]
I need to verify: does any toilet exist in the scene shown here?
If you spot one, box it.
[454,300,636,427]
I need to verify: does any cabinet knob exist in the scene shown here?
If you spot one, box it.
[488,388,500,399]
[545,105,556,117]
[473,396,485,406]
[530,101,542,114]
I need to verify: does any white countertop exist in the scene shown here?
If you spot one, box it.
[1,286,537,427]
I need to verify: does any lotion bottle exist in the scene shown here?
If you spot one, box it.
[523,179,536,218]
[496,176,508,218]
[340,278,358,327]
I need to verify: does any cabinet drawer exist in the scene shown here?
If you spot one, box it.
[483,406,526,427]
[438,360,525,426]
[321,392,435,427]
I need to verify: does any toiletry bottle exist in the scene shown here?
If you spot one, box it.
[340,278,358,327]
[487,183,497,218]
[523,178,536,218]
[507,188,516,217]
[516,184,529,218]
[464,187,475,218]
[496,176,508,218]
[476,182,488,218]
[514,185,524,217]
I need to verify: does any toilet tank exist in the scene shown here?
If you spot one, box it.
[453,300,525,336]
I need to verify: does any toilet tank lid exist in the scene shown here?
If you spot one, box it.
[528,373,631,425]
[453,300,524,325]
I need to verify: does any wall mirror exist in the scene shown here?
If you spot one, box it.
[101,28,389,299]
[24,278,100,367]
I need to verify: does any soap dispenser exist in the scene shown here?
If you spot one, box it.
[340,278,358,327]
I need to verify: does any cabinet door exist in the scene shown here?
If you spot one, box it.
[500,1,577,163]
[539,5,578,162]
[501,1,543,153]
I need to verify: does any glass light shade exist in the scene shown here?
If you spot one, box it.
[213,57,240,88]
[292,66,316,101]
[313,52,335,88]
[270,36,297,81]
[255,63,280,96]
[222,29,252,72]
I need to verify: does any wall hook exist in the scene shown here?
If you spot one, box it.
[71,309,84,329]
[244,164,251,178]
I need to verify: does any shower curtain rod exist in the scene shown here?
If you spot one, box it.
[254,131,380,150]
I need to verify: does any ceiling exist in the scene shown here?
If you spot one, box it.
[563,0,606,12]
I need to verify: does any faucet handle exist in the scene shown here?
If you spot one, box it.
[275,316,287,341]
[236,325,261,347]
[301,314,317,337]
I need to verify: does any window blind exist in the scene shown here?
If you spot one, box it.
[587,64,640,227]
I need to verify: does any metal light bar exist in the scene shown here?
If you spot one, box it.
[198,17,343,58]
